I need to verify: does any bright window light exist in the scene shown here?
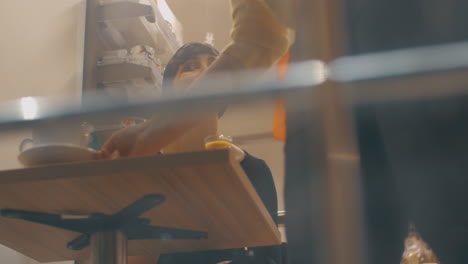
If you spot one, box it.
[157,0,176,26]
[20,97,38,120]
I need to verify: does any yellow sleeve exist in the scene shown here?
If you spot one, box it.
[221,0,290,69]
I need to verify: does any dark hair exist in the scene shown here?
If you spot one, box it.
[162,42,226,117]
[162,42,220,90]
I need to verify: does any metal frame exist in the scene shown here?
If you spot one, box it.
[90,232,128,264]
[0,195,207,264]
[283,1,365,264]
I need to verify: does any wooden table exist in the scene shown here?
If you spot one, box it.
[0,149,280,263]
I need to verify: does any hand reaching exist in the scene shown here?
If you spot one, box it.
[99,121,159,158]
[98,115,201,159]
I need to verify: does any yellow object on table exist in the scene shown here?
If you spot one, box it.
[204,134,233,150]
[205,141,232,150]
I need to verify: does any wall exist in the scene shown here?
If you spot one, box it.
[0,0,85,101]
[166,0,232,49]
[0,0,86,263]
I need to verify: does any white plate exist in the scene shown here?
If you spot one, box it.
[18,144,97,167]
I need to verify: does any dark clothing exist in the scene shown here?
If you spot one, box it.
[240,152,279,224]
[158,151,280,264]
[344,0,468,54]
[341,1,468,263]
[355,96,468,264]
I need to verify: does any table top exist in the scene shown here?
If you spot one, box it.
[0,149,280,262]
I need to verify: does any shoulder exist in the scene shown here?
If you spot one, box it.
[240,151,270,170]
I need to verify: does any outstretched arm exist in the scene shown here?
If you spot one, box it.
[100,0,290,159]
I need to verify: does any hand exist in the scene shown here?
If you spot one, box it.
[98,114,201,159]
[99,121,159,159]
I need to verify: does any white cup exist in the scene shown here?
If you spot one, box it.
[18,121,87,152]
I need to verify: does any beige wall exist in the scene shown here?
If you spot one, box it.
[166,0,232,50]
[0,0,85,263]
[0,0,85,101]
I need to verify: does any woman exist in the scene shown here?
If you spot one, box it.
[101,1,289,263]
[159,41,281,264]
[110,41,281,264]
[100,0,289,159]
